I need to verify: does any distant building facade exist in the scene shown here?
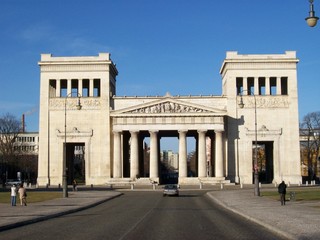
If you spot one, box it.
[14,132,39,154]
[37,51,302,186]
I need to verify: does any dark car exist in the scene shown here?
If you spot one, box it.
[163,184,179,197]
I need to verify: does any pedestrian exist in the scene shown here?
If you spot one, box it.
[278,180,287,206]
[18,184,27,206]
[10,184,17,206]
[72,179,77,191]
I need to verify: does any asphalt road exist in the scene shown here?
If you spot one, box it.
[1,190,287,240]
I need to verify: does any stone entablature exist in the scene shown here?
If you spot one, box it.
[112,116,225,132]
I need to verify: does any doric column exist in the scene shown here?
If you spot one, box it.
[266,77,270,95]
[67,79,71,95]
[149,130,159,179]
[130,131,139,179]
[178,130,188,178]
[79,79,83,97]
[215,130,224,177]
[254,77,259,95]
[89,79,94,97]
[276,77,281,95]
[113,131,122,178]
[56,80,61,97]
[198,130,207,177]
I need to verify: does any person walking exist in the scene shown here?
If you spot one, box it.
[278,181,287,206]
[72,179,77,191]
[18,184,27,206]
[10,184,17,206]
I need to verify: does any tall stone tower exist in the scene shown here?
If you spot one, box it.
[37,53,118,186]
[220,51,301,184]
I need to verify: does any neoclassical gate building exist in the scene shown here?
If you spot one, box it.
[37,51,302,186]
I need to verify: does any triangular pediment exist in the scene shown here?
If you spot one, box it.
[112,97,226,116]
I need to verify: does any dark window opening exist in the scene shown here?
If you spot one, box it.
[258,77,266,95]
[281,77,288,95]
[71,79,79,97]
[82,79,89,97]
[247,77,254,95]
[236,77,243,94]
[270,77,277,95]
[60,79,67,97]
[93,79,101,97]
[49,80,56,98]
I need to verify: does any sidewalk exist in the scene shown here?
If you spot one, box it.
[0,190,122,231]
[207,189,320,240]
[0,186,319,240]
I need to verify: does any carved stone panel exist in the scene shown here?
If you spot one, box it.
[126,101,210,114]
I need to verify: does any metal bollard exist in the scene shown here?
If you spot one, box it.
[289,192,296,201]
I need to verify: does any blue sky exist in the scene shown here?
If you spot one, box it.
[0,0,319,137]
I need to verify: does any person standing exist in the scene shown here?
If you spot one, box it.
[278,181,287,206]
[18,184,27,206]
[10,184,17,206]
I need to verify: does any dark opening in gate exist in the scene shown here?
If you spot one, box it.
[66,143,85,185]
[254,141,274,183]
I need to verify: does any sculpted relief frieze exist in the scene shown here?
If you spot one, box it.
[127,101,210,114]
[49,98,101,110]
[241,96,289,108]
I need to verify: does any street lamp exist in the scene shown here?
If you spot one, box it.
[238,91,260,196]
[306,0,319,27]
[63,92,82,198]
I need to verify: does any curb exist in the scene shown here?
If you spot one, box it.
[205,192,296,240]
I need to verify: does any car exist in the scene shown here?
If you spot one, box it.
[163,184,179,197]
[5,179,22,187]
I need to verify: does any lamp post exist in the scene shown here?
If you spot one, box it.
[238,91,260,196]
[306,0,319,27]
[63,92,82,198]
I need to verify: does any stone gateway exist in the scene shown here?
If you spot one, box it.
[37,51,301,186]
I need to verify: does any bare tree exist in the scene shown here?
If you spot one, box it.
[0,113,21,183]
[300,111,320,181]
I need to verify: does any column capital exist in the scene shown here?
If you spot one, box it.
[129,130,139,134]
[178,129,188,134]
[214,129,224,133]
[197,129,207,134]
[149,130,159,134]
